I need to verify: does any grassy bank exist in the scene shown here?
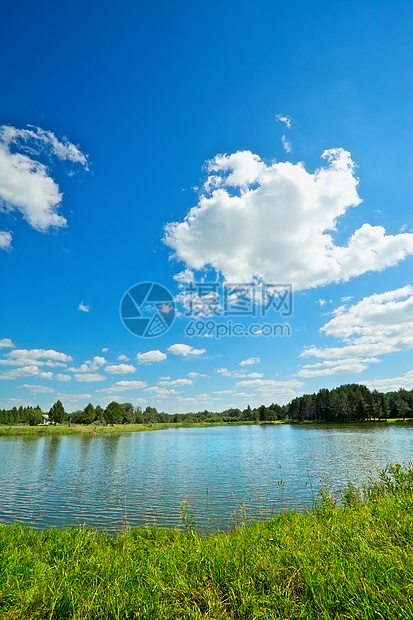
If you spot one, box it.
[1,464,412,619]
[0,420,260,437]
[1,418,411,437]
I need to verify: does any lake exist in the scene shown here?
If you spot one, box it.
[1,424,412,533]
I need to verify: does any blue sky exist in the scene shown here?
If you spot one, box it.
[0,0,412,413]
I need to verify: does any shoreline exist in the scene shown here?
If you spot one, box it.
[0,417,412,436]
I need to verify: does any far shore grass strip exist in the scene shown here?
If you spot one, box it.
[0,417,412,437]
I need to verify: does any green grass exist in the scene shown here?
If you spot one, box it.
[2,417,411,437]
[0,421,261,437]
[1,463,413,618]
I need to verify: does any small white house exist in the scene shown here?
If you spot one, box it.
[41,414,51,425]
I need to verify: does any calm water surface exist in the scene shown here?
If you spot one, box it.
[0,424,412,533]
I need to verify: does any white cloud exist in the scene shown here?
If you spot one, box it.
[0,348,72,367]
[0,230,12,249]
[69,356,107,373]
[101,380,147,393]
[177,394,217,404]
[93,356,107,365]
[164,149,413,290]
[361,370,413,392]
[19,384,55,394]
[173,268,195,284]
[216,368,232,376]
[235,378,304,403]
[0,365,53,380]
[74,373,106,382]
[0,338,14,349]
[297,358,381,378]
[0,125,88,242]
[187,371,209,378]
[117,354,129,361]
[216,367,263,378]
[275,114,292,128]
[239,357,260,366]
[301,286,413,361]
[157,378,192,387]
[102,347,109,353]
[167,344,206,357]
[281,135,292,153]
[137,350,167,364]
[105,364,135,374]
[78,302,90,313]
[206,151,265,189]
[56,373,72,381]
[145,386,179,398]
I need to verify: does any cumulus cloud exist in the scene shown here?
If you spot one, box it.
[56,373,72,381]
[164,149,413,290]
[235,378,304,403]
[173,268,195,284]
[157,378,192,387]
[69,356,107,373]
[137,350,167,364]
[0,125,88,247]
[301,286,413,363]
[105,364,136,374]
[78,302,90,313]
[177,394,217,404]
[101,380,147,393]
[19,384,55,393]
[0,338,14,349]
[0,366,53,380]
[239,357,260,366]
[117,354,129,361]
[216,367,263,378]
[361,370,413,392]
[297,357,381,378]
[145,386,179,398]
[74,373,106,382]
[167,344,206,357]
[0,348,72,367]
[187,371,209,378]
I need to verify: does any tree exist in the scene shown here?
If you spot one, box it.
[120,403,136,424]
[105,401,122,425]
[49,400,65,424]
[27,407,43,426]
[143,406,158,423]
[83,403,96,425]
[95,405,105,424]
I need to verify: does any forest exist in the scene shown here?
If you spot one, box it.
[0,383,412,426]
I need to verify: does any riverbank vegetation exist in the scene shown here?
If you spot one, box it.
[0,462,412,619]
[0,383,412,432]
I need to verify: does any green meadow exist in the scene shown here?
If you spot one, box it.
[0,463,412,619]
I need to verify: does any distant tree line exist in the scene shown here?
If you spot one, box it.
[1,385,412,426]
